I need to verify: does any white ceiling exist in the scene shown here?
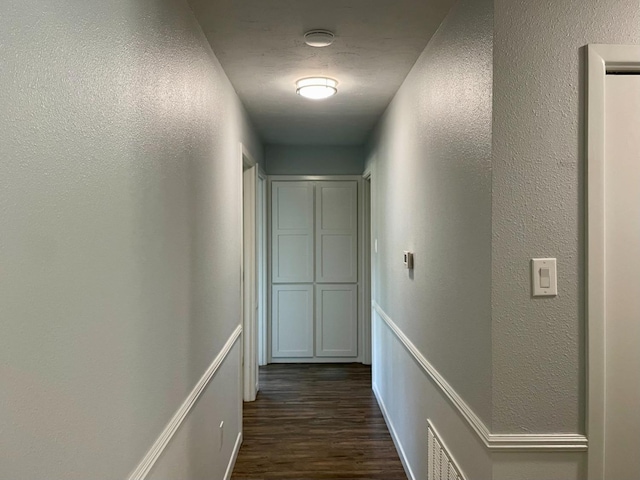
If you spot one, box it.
[189,0,456,146]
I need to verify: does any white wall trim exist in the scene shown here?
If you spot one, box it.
[585,43,640,480]
[268,174,363,182]
[224,432,243,480]
[241,141,259,402]
[361,174,372,365]
[127,325,243,480]
[372,383,417,480]
[372,301,588,452]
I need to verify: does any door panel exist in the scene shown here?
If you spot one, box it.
[316,182,357,283]
[603,74,640,479]
[315,284,357,357]
[276,185,312,229]
[319,234,355,280]
[272,182,314,283]
[276,234,311,279]
[271,285,314,358]
[320,186,355,229]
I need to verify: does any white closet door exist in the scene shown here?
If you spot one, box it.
[271,284,314,358]
[315,284,357,357]
[315,181,358,283]
[272,181,314,283]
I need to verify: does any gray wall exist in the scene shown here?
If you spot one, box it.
[367,0,494,428]
[266,145,364,175]
[0,0,261,478]
[369,0,640,443]
[491,0,640,434]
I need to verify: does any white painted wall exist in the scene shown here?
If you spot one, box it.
[372,309,492,480]
[491,452,586,480]
[266,145,364,175]
[147,342,242,480]
[370,0,640,478]
[492,0,640,434]
[366,0,493,476]
[0,0,262,478]
[367,0,493,425]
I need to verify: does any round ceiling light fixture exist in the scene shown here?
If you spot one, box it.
[296,77,338,100]
[304,30,335,48]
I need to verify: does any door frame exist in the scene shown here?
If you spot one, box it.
[257,171,268,366]
[267,175,368,363]
[240,143,260,402]
[586,44,640,480]
[362,170,372,365]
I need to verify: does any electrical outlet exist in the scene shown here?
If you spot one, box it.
[219,421,224,451]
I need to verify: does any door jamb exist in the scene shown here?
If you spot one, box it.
[362,170,372,365]
[586,44,640,480]
[241,143,259,402]
[257,170,268,367]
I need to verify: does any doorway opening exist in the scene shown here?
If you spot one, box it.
[586,44,640,480]
[241,143,266,402]
[266,175,371,364]
[242,169,374,400]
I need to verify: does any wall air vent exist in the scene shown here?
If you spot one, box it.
[427,420,467,480]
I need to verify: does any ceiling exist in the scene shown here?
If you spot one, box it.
[188,0,456,146]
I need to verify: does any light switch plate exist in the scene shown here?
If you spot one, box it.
[531,258,557,296]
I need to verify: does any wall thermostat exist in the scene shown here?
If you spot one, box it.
[403,251,414,269]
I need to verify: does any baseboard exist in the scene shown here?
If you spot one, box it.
[127,325,243,480]
[372,382,417,480]
[224,432,243,480]
[372,301,588,452]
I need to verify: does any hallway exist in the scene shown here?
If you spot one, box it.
[232,364,406,480]
[4,0,637,478]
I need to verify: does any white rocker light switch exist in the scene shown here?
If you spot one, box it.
[532,258,557,296]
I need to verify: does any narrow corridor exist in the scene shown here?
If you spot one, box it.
[231,364,406,480]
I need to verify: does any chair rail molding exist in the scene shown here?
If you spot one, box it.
[127,325,243,480]
[372,301,588,452]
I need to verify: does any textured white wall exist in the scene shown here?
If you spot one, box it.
[0,0,261,478]
[491,451,586,480]
[265,145,365,175]
[147,342,242,480]
[492,0,640,434]
[372,311,492,480]
[367,0,493,426]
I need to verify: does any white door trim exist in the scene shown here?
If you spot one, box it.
[269,174,363,182]
[586,44,640,480]
[240,143,259,402]
[257,171,268,367]
[361,171,372,365]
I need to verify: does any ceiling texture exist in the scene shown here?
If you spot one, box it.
[189,0,456,146]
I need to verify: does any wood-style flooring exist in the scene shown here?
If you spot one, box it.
[231,364,407,480]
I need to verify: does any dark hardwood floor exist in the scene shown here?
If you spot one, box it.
[231,364,407,480]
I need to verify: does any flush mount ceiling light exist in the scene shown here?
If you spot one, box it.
[296,77,338,100]
[304,30,335,48]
